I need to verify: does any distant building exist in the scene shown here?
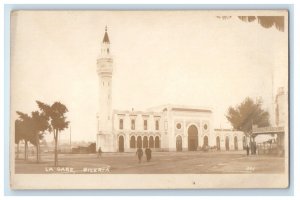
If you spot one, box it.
[274,87,287,150]
[72,143,96,154]
[275,87,287,127]
[96,27,244,152]
[252,87,287,155]
[214,129,245,151]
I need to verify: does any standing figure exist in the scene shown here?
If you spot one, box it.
[145,148,152,162]
[246,145,249,156]
[97,147,102,158]
[136,148,143,163]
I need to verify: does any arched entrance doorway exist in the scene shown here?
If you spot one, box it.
[149,136,154,148]
[154,136,160,148]
[234,136,238,150]
[137,136,142,148]
[188,125,198,151]
[225,136,230,151]
[203,136,209,147]
[130,136,136,148]
[118,136,124,152]
[216,136,220,150]
[143,136,148,148]
[176,135,182,151]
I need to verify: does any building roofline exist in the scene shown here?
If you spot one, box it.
[214,129,244,133]
[171,107,212,113]
[113,110,162,116]
[147,104,213,113]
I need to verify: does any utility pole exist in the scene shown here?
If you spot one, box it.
[97,115,99,133]
[70,124,72,153]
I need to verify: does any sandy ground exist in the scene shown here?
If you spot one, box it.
[14,151,285,174]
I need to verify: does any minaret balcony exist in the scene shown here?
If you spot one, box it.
[97,57,113,63]
[97,66,113,76]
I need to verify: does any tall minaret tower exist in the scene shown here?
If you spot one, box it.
[96,26,114,151]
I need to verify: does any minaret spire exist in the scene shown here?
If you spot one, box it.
[102,26,110,43]
[96,26,114,152]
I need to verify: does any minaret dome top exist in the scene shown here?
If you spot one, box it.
[102,26,110,43]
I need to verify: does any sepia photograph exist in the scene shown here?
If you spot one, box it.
[10,10,289,189]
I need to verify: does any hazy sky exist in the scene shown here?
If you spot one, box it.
[11,11,288,142]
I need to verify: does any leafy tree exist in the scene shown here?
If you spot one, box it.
[226,97,270,135]
[217,16,284,32]
[36,101,69,166]
[238,16,284,32]
[30,111,49,162]
[16,110,49,162]
[16,112,32,160]
[15,119,23,159]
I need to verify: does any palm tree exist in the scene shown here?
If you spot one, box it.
[36,101,69,166]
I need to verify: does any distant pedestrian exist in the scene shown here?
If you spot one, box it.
[145,148,152,162]
[136,148,143,163]
[246,145,249,156]
[97,147,102,158]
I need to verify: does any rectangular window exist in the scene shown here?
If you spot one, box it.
[119,119,123,130]
[144,120,147,130]
[131,119,135,130]
[155,120,159,130]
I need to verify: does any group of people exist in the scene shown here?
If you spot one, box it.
[96,147,153,163]
[136,147,152,163]
[246,141,257,156]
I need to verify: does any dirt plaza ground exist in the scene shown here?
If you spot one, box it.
[14,151,285,174]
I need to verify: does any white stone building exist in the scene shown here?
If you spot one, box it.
[214,129,245,151]
[96,28,244,152]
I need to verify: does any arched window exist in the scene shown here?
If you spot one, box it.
[143,136,148,148]
[137,136,142,148]
[149,136,154,148]
[176,135,182,151]
[154,136,160,148]
[203,136,209,147]
[216,136,220,150]
[225,136,230,151]
[118,136,124,152]
[130,136,136,148]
